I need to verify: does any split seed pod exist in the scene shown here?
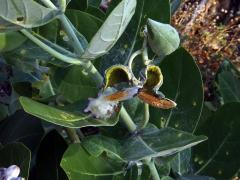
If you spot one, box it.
[138,89,177,109]
[143,65,163,91]
[104,64,132,88]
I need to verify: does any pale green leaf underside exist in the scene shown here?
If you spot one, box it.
[0,0,59,31]
[19,97,119,128]
[123,127,207,161]
[82,127,207,162]
[81,0,136,60]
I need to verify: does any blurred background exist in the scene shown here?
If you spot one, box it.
[172,0,240,101]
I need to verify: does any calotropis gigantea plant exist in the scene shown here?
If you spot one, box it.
[0,0,210,179]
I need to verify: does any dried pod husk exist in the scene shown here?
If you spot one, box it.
[138,89,177,109]
[143,65,163,91]
[147,18,180,57]
[104,64,132,88]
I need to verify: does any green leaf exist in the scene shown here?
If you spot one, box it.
[38,20,59,42]
[61,165,139,180]
[155,160,171,178]
[170,149,191,175]
[81,0,137,60]
[122,127,207,161]
[3,40,51,79]
[61,144,124,177]
[0,143,31,179]
[150,48,204,133]
[0,32,26,52]
[83,135,124,162]
[193,102,240,180]
[66,9,103,41]
[53,65,99,102]
[0,18,20,32]
[67,0,88,10]
[88,0,102,7]
[19,96,120,128]
[82,127,206,162]
[147,18,180,57]
[32,75,55,99]
[86,6,106,20]
[0,0,60,31]
[217,60,240,103]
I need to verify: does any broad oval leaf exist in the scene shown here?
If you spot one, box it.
[0,143,31,179]
[65,9,103,41]
[19,96,120,128]
[61,144,124,177]
[0,0,60,32]
[81,0,137,60]
[193,102,240,180]
[122,127,207,161]
[53,65,99,102]
[82,127,207,162]
[150,48,204,133]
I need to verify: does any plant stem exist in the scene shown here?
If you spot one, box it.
[41,0,84,55]
[142,37,149,65]
[128,50,142,85]
[21,29,83,65]
[140,103,149,129]
[65,128,81,143]
[82,61,103,87]
[41,0,57,9]
[143,158,160,180]
[58,15,85,55]
[59,0,66,12]
[120,107,137,132]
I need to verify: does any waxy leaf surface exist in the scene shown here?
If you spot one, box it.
[20,96,120,128]
[0,0,60,31]
[81,0,137,60]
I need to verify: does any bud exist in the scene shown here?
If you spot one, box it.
[0,165,23,180]
[147,18,180,57]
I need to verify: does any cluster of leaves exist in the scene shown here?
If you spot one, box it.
[0,0,239,180]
